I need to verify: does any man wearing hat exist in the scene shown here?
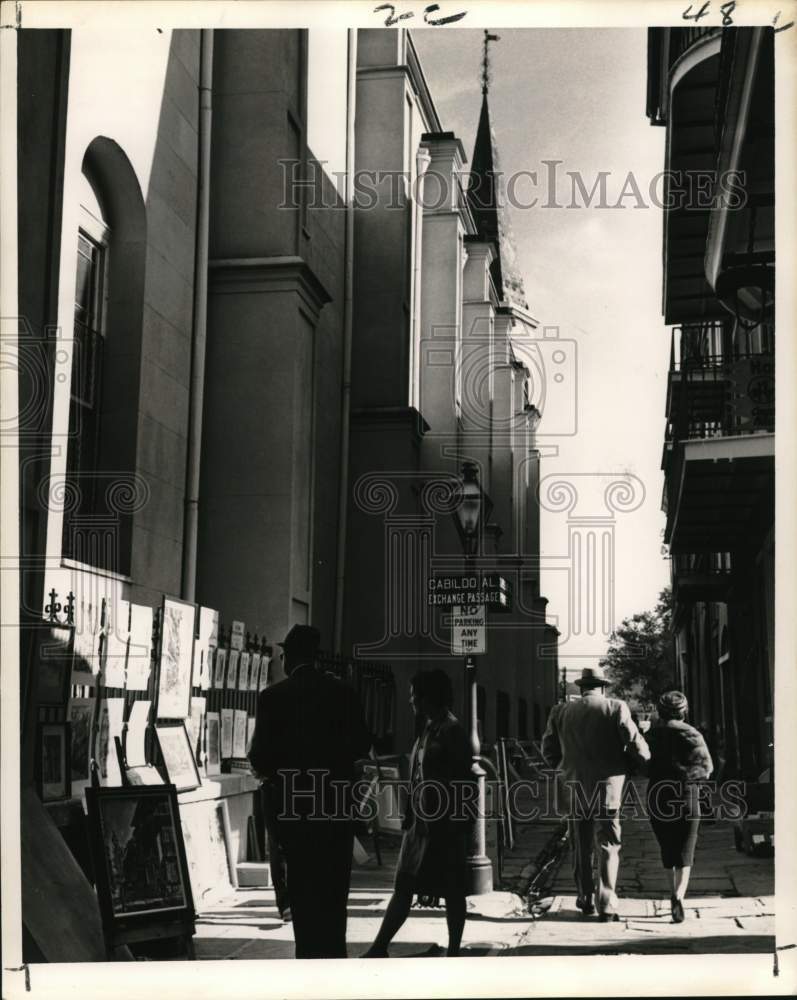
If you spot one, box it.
[248,625,372,958]
[542,664,650,920]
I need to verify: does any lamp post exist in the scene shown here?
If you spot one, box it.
[452,461,493,896]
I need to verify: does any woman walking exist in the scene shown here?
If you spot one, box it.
[363,669,474,957]
[646,690,713,923]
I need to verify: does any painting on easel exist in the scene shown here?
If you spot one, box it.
[85,785,195,948]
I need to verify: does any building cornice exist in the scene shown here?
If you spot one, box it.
[208,255,332,320]
[356,39,443,136]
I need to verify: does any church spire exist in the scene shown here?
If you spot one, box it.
[481,29,500,95]
[468,31,530,313]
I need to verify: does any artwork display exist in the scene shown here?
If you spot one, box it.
[85,785,195,939]
[180,798,235,903]
[206,712,221,776]
[186,696,206,769]
[155,723,201,793]
[220,708,234,759]
[156,597,196,720]
[237,652,250,692]
[229,620,245,651]
[127,604,154,692]
[258,655,271,692]
[37,722,70,801]
[33,624,74,706]
[226,650,239,690]
[232,709,248,759]
[103,598,130,689]
[72,595,102,684]
[249,653,261,692]
[97,698,125,787]
[68,697,95,795]
[212,649,227,690]
[191,639,203,691]
[125,699,152,768]
[198,607,218,691]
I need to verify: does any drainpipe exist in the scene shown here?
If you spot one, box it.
[182,29,213,602]
[333,29,357,653]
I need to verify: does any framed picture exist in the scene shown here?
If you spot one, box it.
[237,652,250,692]
[97,698,125,788]
[127,603,153,692]
[155,723,201,793]
[85,784,195,943]
[32,624,74,707]
[226,649,240,690]
[220,708,234,759]
[232,709,247,758]
[206,712,221,776]
[156,597,196,720]
[68,697,95,795]
[186,696,206,769]
[248,653,261,692]
[258,654,271,692]
[72,595,102,685]
[212,648,227,690]
[37,722,71,801]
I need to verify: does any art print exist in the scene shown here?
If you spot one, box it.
[237,651,250,692]
[212,648,227,690]
[68,697,95,793]
[156,597,196,720]
[85,785,194,933]
[37,723,70,801]
[126,603,154,692]
[155,723,200,793]
[205,712,221,776]
[225,649,239,690]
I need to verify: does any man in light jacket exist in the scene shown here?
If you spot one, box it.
[542,665,650,920]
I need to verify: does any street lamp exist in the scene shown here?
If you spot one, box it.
[451,460,493,896]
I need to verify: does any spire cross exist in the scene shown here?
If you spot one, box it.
[481,29,500,95]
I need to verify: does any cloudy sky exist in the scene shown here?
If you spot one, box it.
[413,28,670,670]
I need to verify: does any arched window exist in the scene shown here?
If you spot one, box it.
[64,175,110,555]
[63,139,146,576]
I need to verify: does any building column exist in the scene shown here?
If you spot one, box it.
[198,258,330,643]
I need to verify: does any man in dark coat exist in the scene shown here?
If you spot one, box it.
[248,625,372,958]
[542,665,650,920]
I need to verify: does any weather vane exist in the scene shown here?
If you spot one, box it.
[481,29,501,95]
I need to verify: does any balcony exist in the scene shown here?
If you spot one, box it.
[663,345,774,553]
[672,550,733,606]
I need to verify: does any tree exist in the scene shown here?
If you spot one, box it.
[600,588,675,712]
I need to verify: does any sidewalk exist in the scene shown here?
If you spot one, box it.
[192,809,773,959]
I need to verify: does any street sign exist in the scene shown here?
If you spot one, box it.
[451,605,486,655]
[428,574,511,612]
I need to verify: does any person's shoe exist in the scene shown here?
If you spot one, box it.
[671,897,685,923]
[280,906,292,923]
[598,911,620,922]
[575,895,595,916]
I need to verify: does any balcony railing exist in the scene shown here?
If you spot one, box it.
[673,551,732,575]
[666,343,775,445]
[672,550,733,605]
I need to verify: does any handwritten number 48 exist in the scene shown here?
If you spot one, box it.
[682,2,734,24]
[683,2,793,30]
[374,3,468,27]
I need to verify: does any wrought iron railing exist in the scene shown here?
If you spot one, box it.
[666,348,775,441]
[673,551,732,576]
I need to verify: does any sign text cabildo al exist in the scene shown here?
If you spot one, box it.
[427,574,511,611]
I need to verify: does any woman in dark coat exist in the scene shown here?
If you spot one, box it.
[364,669,474,957]
[646,690,713,923]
